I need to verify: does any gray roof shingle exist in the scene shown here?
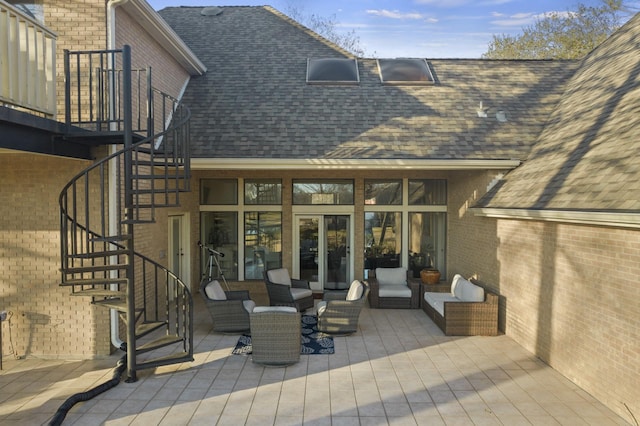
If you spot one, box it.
[158,6,577,161]
[477,13,640,212]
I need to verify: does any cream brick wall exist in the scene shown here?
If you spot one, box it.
[448,170,640,423]
[495,220,639,422]
[44,0,108,121]
[0,154,111,359]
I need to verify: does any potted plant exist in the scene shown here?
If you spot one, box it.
[419,252,440,285]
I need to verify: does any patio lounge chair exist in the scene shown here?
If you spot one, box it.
[199,279,256,333]
[368,267,421,309]
[264,268,314,312]
[250,306,301,366]
[317,280,369,335]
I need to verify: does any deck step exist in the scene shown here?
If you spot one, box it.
[136,334,183,354]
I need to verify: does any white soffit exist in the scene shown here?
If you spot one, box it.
[191,158,521,170]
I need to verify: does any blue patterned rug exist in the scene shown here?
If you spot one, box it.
[232,315,334,355]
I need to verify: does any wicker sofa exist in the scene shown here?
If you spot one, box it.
[368,267,421,309]
[422,274,498,336]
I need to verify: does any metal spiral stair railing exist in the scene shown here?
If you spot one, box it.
[59,46,193,382]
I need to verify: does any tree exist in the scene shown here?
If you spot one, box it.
[283,4,366,57]
[483,0,633,59]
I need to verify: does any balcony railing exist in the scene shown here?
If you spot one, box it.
[0,0,57,117]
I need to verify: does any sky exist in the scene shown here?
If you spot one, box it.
[147,0,637,58]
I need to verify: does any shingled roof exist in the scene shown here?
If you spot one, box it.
[158,6,577,162]
[476,13,640,213]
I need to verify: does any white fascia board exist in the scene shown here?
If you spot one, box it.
[472,207,640,229]
[123,0,206,75]
[191,158,521,170]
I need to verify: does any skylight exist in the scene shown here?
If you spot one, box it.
[306,58,359,85]
[377,59,434,85]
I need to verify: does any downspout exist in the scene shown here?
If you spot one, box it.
[107,0,129,351]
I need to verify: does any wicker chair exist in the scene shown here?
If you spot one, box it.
[368,267,421,309]
[250,307,301,366]
[317,280,369,335]
[264,268,314,312]
[421,276,499,336]
[199,279,255,333]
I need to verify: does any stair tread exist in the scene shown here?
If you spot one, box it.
[135,321,167,338]
[64,264,128,273]
[136,334,183,353]
[136,352,192,370]
[69,249,128,259]
[61,277,128,286]
[89,235,132,242]
[71,289,125,298]
[92,299,145,312]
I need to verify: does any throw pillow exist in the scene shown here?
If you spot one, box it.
[346,280,364,301]
[204,280,226,300]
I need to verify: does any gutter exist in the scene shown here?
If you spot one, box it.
[107,0,129,351]
[191,158,522,170]
[120,0,206,75]
[472,207,640,229]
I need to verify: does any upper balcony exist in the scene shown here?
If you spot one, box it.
[0,0,57,118]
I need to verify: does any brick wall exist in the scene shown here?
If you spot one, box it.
[0,154,111,358]
[448,170,640,423]
[44,0,108,121]
[495,220,639,422]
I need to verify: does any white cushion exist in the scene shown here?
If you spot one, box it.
[267,268,292,286]
[253,306,297,313]
[346,280,364,301]
[378,284,412,298]
[424,292,459,316]
[316,301,327,316]
[450,274,465,298]
[290,287,313,301]
[243,299,256,313]
[204,280,226,300]
[461,280,485,302]
[375,267,407,285]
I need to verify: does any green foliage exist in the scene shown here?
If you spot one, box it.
[483,0,632,59]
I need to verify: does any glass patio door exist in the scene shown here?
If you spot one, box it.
[325,215,350,290]
[295,215,350,291]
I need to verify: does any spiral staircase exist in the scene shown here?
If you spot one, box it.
[59,46,193,382]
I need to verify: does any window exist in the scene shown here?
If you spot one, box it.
[245,179,281,205]
[293,180,354,205]
[409,179,447,205]
[201,179,237,205]
[409,212,446,276]
[201,212,238,280]
[306,58,359,85]
[244,212,282,279]
[365,179,402,205]
[364,212,402,270]
[377,58,434,85]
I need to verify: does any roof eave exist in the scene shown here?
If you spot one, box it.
[191,158,521,170]
[472,207,640,229]
[124,0,207,75]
